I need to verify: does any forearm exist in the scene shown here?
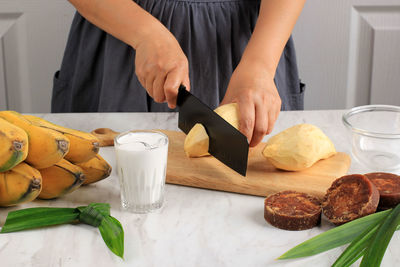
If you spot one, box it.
[68,0,163,48]
[240,0,306,76]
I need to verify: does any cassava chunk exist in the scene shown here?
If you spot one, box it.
[262,124,336,171]
[184,103,239,157]
[322,174,379,225]
[365,172,400,210]
[264,190,322,230]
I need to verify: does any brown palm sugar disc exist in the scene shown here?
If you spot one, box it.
[264,190,321,231]
[322,174,379,225]
[365,172,400,209]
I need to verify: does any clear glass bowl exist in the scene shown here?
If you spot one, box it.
[343,105,400,172]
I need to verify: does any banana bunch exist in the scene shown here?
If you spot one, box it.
[0,111,112,206]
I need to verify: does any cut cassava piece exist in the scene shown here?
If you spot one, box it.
[184,103,239,157]
[322,174,379,225]
[264,190,322,231]
[365,172,400,210]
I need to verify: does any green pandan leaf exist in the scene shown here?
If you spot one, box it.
[332,217,382,267]
[99,216,124,259]
[0,207,79,233]
[1,203,124,259]
[78,203,110,227]
[278,209,392,260]
[361,204,400,267]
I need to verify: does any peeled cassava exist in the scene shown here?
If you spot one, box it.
[184,103,239,157]
[262,124,336,171]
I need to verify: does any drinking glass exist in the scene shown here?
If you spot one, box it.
[114,130,169,213]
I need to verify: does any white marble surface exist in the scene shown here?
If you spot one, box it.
[1,110,399,267]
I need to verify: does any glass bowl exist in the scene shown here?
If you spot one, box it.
[342,105,400,172]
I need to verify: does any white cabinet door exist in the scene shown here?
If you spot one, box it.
[293,0,400,109]
[0,0,74,112]
[0,0,399,112]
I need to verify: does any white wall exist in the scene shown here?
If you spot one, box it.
[293,0,400,110]
[0,0,399,112]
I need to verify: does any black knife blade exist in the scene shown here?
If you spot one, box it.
[176,85,248,176]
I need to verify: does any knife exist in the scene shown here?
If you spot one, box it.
[176,85,249,176]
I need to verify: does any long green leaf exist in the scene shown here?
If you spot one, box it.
[78,203,110,227]
[99,216,124,259]
[1,203,125,260]
[278,209,392,259]
[77,203,110,217]
[340,247,366,267]
[1,207,79,233]
[90,203,110,216]
[332,217,382,267]
[361,205,400,267]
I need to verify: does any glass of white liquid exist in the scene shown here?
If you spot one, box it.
[114,130,169,213]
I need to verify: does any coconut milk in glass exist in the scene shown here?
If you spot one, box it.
[114,130,169,213]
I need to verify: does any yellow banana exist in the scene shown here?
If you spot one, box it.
[184,103,239,157]
[38,158,85,199]
[0,111,69,169]
[0,162,42,206]
[77,154,112,185]
[24,115,100,163]
[0,118,29,172]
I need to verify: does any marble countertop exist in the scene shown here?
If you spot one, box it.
[1,110,399,267]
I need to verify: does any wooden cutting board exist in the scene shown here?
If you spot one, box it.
[162,130,351,199]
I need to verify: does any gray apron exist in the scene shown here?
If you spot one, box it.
[52,0,305,112]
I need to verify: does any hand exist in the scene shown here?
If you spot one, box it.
[221,62,281,147]
[134,25,190,109]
